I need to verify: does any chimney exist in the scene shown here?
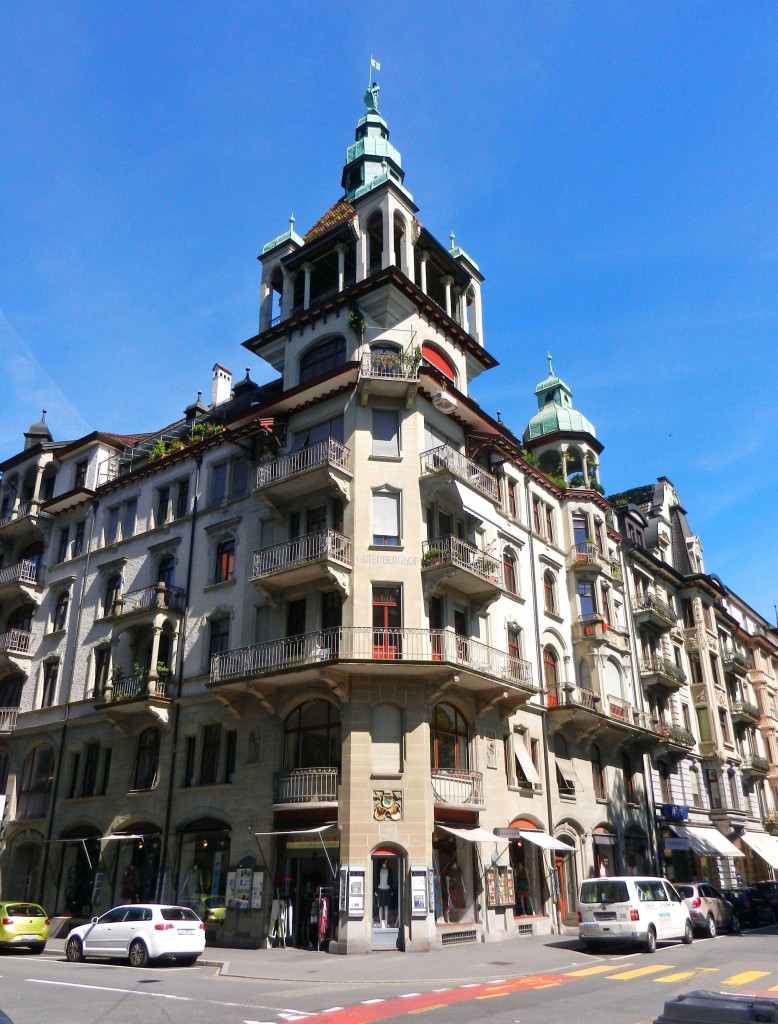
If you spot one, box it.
[211,364,232,407]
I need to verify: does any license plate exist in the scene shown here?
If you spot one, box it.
[178,928,195,935]
[19,934,39,941]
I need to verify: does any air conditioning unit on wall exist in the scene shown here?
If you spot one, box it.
[432,391,458,415]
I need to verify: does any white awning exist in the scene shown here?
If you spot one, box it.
[514,741,541,786]
[437,824,503,844]
[671,824,744,858]
[555,757,582,790]
[254,825,336,836]
[453,481,504,530]
[520,830,576,852]
[740,831,778,869]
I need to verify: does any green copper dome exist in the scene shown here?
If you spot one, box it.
[523,356,597,442]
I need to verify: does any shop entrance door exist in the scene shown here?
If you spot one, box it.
[371,852,403,950]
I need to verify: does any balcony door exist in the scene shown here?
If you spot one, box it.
[373,586,401,660]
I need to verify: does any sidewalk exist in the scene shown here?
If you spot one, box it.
[45,932,588,985]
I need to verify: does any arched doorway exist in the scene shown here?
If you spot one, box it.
[6,832,43,902]
[554,830,579,924]
[57,826,101,915]
[371,845,404,951]
[175,817,231,914]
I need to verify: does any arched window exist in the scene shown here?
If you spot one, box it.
[592,745,607,800]
[158,555,175,590]
[577,658,591,691]
[543,570,556,614]
[689,766,701,808]
[7,604,34,632]
[132,728,160,791]
[52,591,69,632]
[543,647,559,706]
[421,343,456,383]
[367,212,384,275]
[369,344,403,377]
[283,700,341,772]
[18,744,54,819]
[502,549,517,595]
[431,703,469,771]
[104,575,122,616]
[299,336,346,385]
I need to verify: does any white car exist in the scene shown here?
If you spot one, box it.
[65,904,205,967]
[578,876,693,953]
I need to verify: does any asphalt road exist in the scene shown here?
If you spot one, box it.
[2,926,777,1024]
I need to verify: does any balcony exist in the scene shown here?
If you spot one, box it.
[255,438,353,503]
[546,683,660,748]
[632,593,677,631]
[0,707,19,732]
[273,767,339,805]
[420,444,500,503]
[358,350,420,406]
[568,543,608,575]
[660,724,697,750]
[0,500,51,541]
[113,583,185,621]
[210,627,536,701]
[96,671,171,718]
[572,614,610,644]
[251,529,352,596]
[0,628,32,657]
[639,655,687,693]
[722,648,750,677]
[0,558,44,599]
[730,699,761,726]
[741,754,770,780]
[431,769,484,808]
[422,535,502,605]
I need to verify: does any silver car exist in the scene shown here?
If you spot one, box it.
[676,882,740,937]
[65,904,205,967]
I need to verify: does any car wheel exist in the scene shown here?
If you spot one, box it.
[178,955,198,966]
[128,939,149,968]
[644,926,657,954]
[65,936,84,963]
[730,914,741,935]
[682,920,693,945]
[706,914,717,939]
[29,943,45,954]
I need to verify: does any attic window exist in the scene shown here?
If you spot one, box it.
[421,344,455,383]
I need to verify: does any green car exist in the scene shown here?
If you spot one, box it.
[0,902,49,953]
[198,896,226,925]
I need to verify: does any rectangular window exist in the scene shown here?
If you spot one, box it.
[105,506,120,545]
[175,477,190,519]
[719,707,731,744]
[182,736,196,788]
[57,527,70,563]
[100,748,112,795]
[372,585,402,659]
[306,504,327,534]
[556,758,577,797]
[532,498,542,535]
[230,457,249,499]
[706,768,722,809]
[513,734,541,789]
[121,498,137,540]
[373,490,400,546]
[372,409,400,458]
[577,581,596,618]
[211,462,228,505]
[74,460,88,489]
[67,753,80,799]
[72,521,85,558]
[215,538,235,583]
[209,618,230,659]
[545,505,555,543]
[82,743,100,797]
[200,724,222,786]
[156,486,171,526]
[224,730,237,783]
[506,480,518,521]
[41,662,59,707]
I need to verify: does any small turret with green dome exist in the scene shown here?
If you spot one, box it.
[523,356,603,491]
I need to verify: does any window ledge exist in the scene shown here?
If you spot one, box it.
[368,544,404,552]
[559,793,577,802]
[368,455,402,462]
[544,610,565,624]
[508,784,542,796]
[371,772,403,781]
[204,578,236,592]
[595,797,610,805]
[45,628,66,639]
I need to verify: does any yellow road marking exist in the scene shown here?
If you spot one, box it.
[408,1006,448,1015]
[607,964,674,980]
[475,994,510,1000]
[655,968,718,984]
[722,971,770,986]
[566,963,635,977]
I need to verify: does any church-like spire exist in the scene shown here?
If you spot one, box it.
[341,72,406,200]
[523,358,597,442]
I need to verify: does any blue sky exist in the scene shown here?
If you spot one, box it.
[2,2,776,621]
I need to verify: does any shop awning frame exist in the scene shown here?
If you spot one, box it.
[254,824,339,879]
[520,830,576,853]
[670,824,745,859]
[740,831,778,870]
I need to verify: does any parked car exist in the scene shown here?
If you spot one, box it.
[578,876,693,953]
[198,895,226,926]
[65,904,205,966]
[752,880,778,914]
[675,882,740,936]
[0,901,50,954]
[722,887,776,928]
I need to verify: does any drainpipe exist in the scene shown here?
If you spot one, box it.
[524,484,561,933]
[39,498,100,908]
[156,453,202,901]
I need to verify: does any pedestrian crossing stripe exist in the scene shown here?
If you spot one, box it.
[565,964,635,977]
[655,968,718,983]
[607,964,674,980]
[721,971,771,986]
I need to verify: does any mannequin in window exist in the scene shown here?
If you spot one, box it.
[182,860,203,904]
[377,860,390,927]
[121,865,137,903]
[516,863,532,915]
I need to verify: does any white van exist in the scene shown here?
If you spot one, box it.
[578,876,693,953]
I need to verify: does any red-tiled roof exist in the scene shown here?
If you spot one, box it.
[303,200,357,243]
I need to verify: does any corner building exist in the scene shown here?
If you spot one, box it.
[1,83,776,954]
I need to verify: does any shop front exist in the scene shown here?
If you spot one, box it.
[174,817,231,915]
[371,846,403,950]
[659,822,745,886]
[103,824,162,909]
[498,819,576,930]
[56,827,101,916]
[737,831,778,883]
[4,828,43,905]
[592,825,618,877]
[431,826,478,934]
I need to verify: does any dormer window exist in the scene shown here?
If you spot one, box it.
[74,460,88,489]
[299,336,346,385]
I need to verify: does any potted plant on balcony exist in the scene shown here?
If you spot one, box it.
[422,547,444,567]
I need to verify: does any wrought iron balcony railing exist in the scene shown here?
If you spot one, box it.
[431,769,484,806]
[211,626,536,693]
[569,542,607,570]
[0,707,19,732]
[251,529,352,579]
[722,647,751,674]
[632,593,677,627]
[422,535,502,584]
[104,673,170,702]
[730,698,761,723]
[420,444,500,503]
[742,754,770,775]
[0,628,32,655]
[360,349,420,381]
[256,437,352,489]
[0,559,42,587]
[639,655,687,686]
[117,583,185,615]
[274,767,339,804]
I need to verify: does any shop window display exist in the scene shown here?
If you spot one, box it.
[509,827,546,917]
[176,825,230,912]
[432,833,475,925]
